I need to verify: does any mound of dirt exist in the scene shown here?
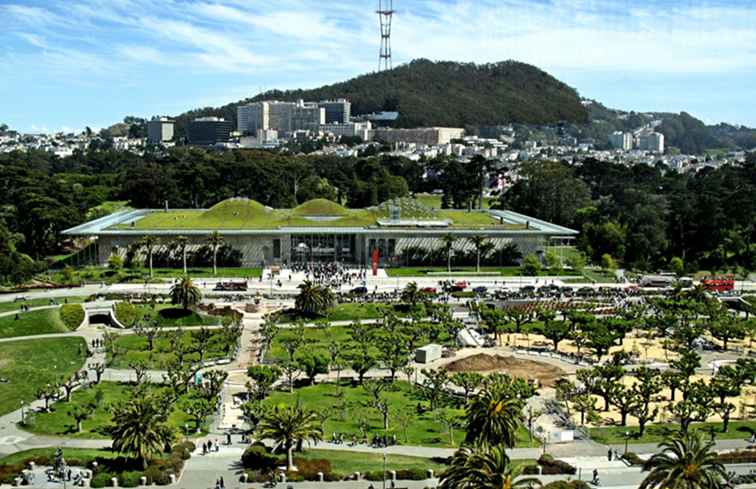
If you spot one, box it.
[444,353,565,387]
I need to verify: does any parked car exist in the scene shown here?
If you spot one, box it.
[472,286,488,295]
[420,287,437,295]
[350,286,368,295]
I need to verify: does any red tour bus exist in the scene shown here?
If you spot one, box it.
[702,275,735,293]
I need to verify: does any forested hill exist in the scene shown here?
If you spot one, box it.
[173,59,589,132]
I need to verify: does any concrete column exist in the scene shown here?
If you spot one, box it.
[111,477,118,487]
[390,470,397,482]
[355,472,361,481]
[427,469,434,478]
[140,476,147,486]
[317,472,324,482]
[169,474,176,484]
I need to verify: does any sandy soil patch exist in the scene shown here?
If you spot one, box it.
[444,353,566,387]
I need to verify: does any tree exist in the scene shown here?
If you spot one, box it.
[206,231,225,275]
[68,402,96,433]
[181,396,214,433]
[134,319,161,352]
[401,282,421,307]
[439,444,541,489]
[541,319,570,353]
[129,359,149,386]
[609,384,635,426]
[467,235,489,273]
[200,370,227,401]
[36,382,60,411]
[135,236,158,279]
[247,365,281,400]
[544,249,562,273]
[520,254,541,276]
[297,351,329,385]
[708,315,745,351]
[639,431,726,489]
[111,395,172,469]
[601,253,617,271]
[280,360,301,393]
[435,409,462,446]
[464,375,525,448]
[61,375,80,402]
[669,256,685,277]
[441,234,457,273]
[294,280,334,317]
[572,392,596,426]
[256,404,323,472]
[169,275,201,310]
[668,381,713,433]
[92,363,106,384]
[578,364,624,411]
[350,346,376,384]
[450,372,484,401]
[421,369,449,411]
[173,236,189,274]
[629,367,663,436]
[376,331,410,382]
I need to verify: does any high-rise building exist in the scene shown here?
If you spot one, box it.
[147,117,174,145]
[609,131,633,151]
[319,99,352,124]
[237,100,324,134]
[638,132,665,153]
[187,117,233,146]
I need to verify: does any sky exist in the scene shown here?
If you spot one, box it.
[2,0,756,133]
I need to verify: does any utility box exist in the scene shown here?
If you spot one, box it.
[415,344,442,364]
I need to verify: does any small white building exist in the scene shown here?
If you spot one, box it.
[415,344,442,364]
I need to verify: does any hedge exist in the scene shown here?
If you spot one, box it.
[538,454,577,475]
[60,304,85,330]
[114,302,138,327]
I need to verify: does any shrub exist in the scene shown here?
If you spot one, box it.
[291,458,332,480]
[114,302,138,327]
[241,444,278,470]
[715,450,756,464]
[144,465,171,486]
[622,452,646,466]
[538,454,576,475]
[60,304,85,330]
[543,481,590,489]
[522,465,541,475]
[119,471,143,488]
[395,468,429,480]
[90,472,113,488]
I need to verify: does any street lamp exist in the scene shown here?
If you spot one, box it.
[20,400,25,425]
[624,431,630,455]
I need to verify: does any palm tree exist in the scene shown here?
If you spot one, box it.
[139,235,159,278]
[170,275,202,310]
[295,280,334,317]
[467,235,489,273]
[441,234,457,273]
[111,395,172,469]
[440,444,541,489]
[640,431,727,489]
[256,403,323,471]
[465,377,524,448]
[402,281,421,307]
[206,231,224,276]
[173,236,189,274]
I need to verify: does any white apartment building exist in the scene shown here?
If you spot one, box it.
[638,132,665,153]
[321,121,372,140]
[237,100,325,135]
[373,127,465,146]
[609,131,633,151]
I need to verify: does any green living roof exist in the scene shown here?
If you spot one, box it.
[107,198,523,231]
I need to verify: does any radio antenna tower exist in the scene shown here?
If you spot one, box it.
[377,0,394,71]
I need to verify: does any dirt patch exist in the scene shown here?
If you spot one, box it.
[0,358,12,369]
[444,353,565,387]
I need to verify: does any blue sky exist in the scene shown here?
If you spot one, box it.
[2,0,756,133]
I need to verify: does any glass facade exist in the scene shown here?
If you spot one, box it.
[290,234,357,263]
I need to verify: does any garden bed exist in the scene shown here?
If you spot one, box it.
[443,353,566,387]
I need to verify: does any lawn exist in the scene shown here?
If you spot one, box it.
[276,303,399,324]
[0,308,74,339]
[0,337,87,416]
[385,267,576,277]
[298,449,448,474]
[590,420,756,445]
[266,324,453,363]
[264,381,537,449]
[0,447,120,466]
[22,382,209,438]
[0,296,87,315]
[107,328,229,369]
[114,302,220,328]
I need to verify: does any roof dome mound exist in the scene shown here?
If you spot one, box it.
[203,198,269,219]
[293,199,348,217]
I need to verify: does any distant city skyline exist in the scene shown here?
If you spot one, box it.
[1,0,755,133]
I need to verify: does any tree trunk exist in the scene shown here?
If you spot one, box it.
[77,420,82,432]
[287,445,295,472]
[723,413,730,433]
[213,249,217,276]
[447,253,452,273]
[183,248,187,274]
[639,420,646,436]
[603,396,611,412]
[476,250,481,273]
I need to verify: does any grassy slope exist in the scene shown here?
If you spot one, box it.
[385,267,576,277]
[0,448,120,466]
[115,303,220,328]
[0,308,71,339]
[265,381,537,449]
[108,329,228,369]
[22,382,203,438]
[299,449,447,473]
[0,337,87,416]
[590,420,756,445]
[276,303,391,324]
[0,297,87,315]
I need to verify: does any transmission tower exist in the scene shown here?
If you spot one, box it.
[377,0,395,71]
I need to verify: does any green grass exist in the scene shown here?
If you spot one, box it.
[582,268,618,284]
[590,420,756,445]
[266,324,453,363]
[0,337,87,416]
[107,328,229,369]
[115,303,220,328]
[0,308,73,338]
[413,193,495,210]
[0,447,120,466]
[21,382,209,438]
[0,296,87,315]
[385,267,576,277]
[265,381,537,449]
[276,303,395,324]
[299,449,447,474]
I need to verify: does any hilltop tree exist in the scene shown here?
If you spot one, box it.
[169,275,201,310]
